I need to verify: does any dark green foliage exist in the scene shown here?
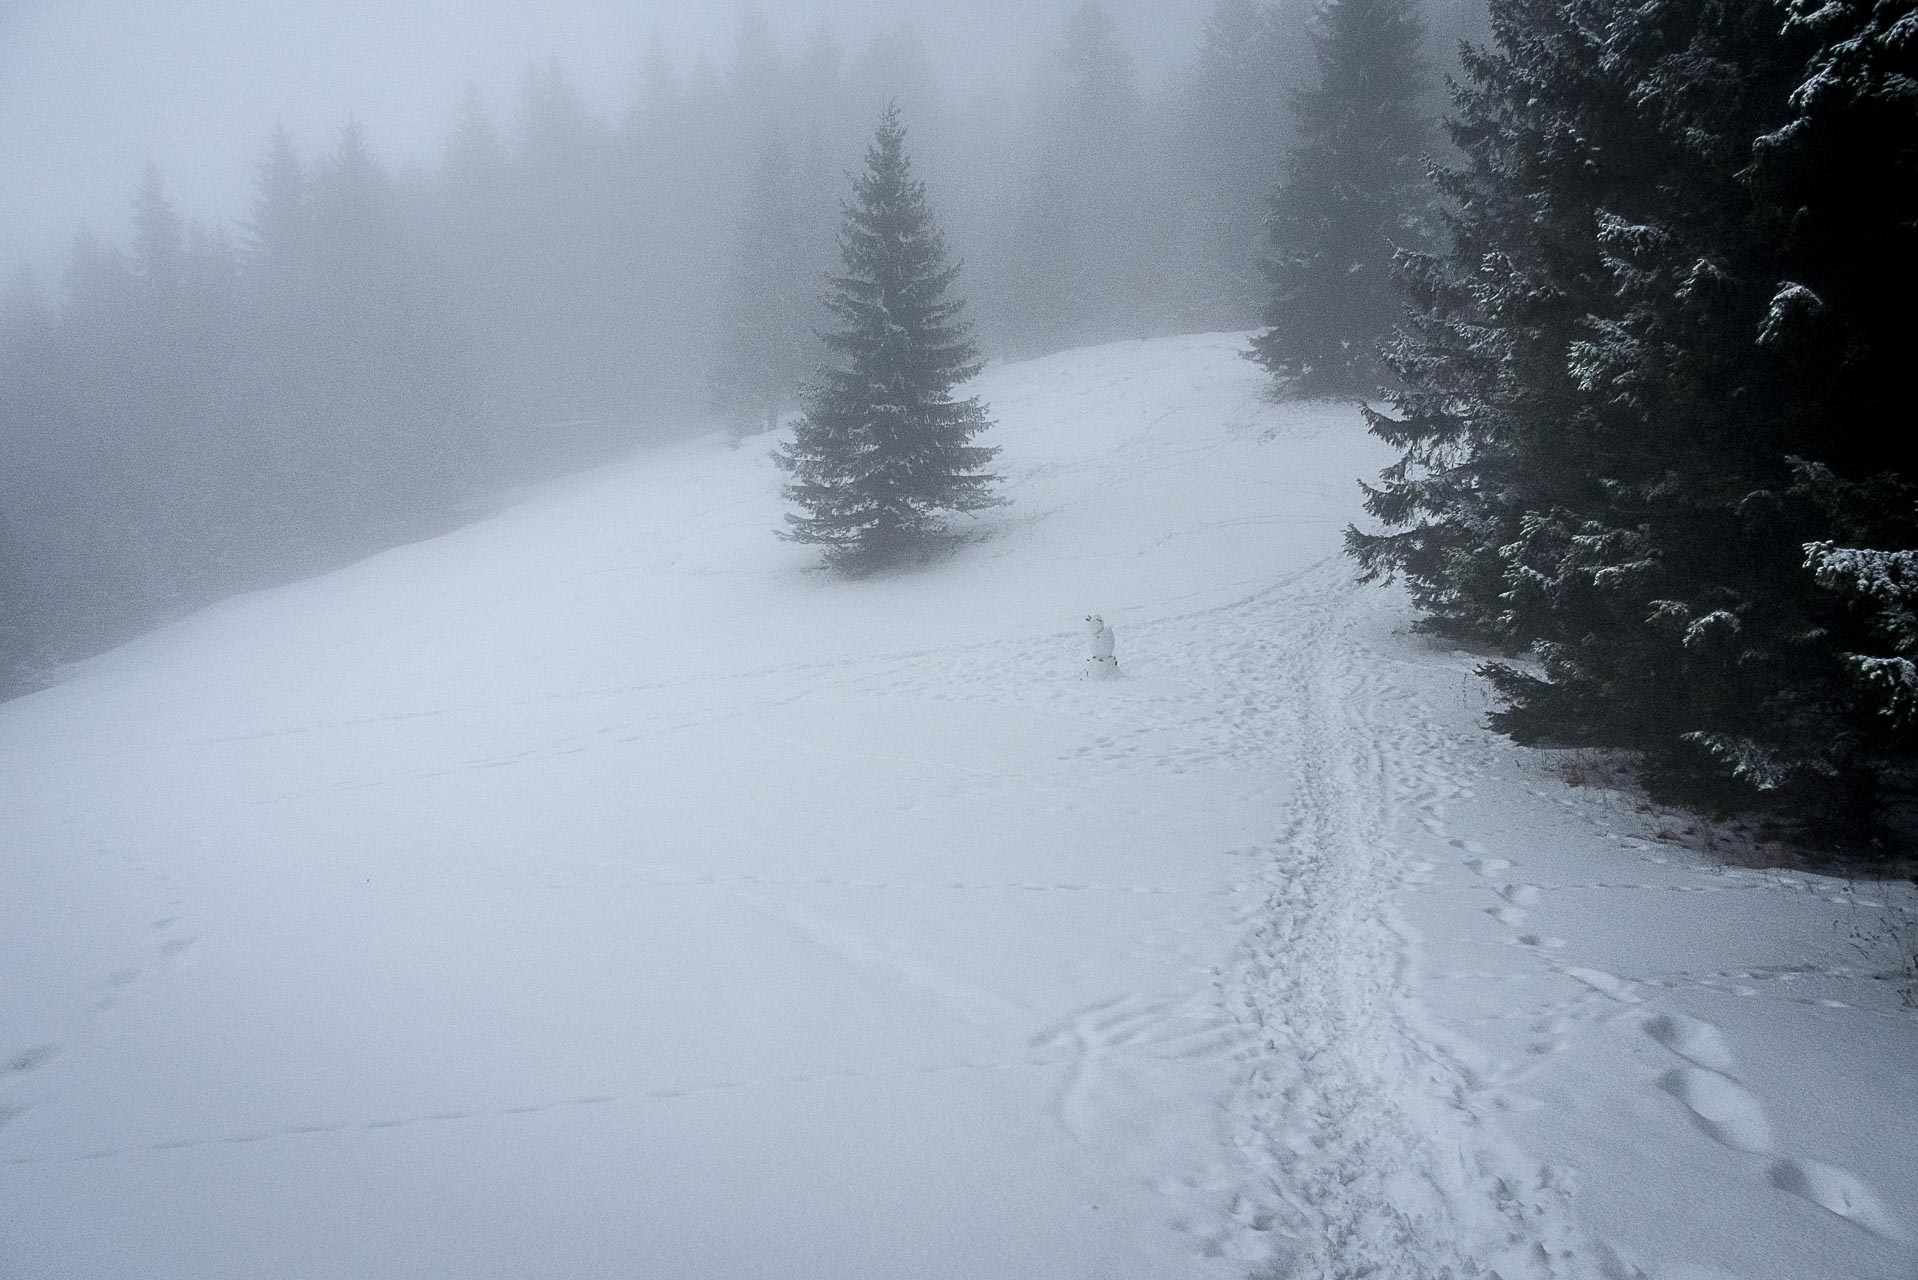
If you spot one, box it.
[1349,0,1630,632]
[1759,0,1918,794]
[1250,0,1436,394]
[776,105,999,576]
[1354,0,1918,840]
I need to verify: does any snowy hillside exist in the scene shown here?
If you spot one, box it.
[1,334,1912,1279]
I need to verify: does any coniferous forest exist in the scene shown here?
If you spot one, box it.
[4,0,1915,849]
[0,1,1347,691]
[1351,0,1918,846]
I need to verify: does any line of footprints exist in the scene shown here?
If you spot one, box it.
[1450,837,1910,1248]
[0,841,199,1146]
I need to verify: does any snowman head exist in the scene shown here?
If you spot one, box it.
[1084,614,1104,633]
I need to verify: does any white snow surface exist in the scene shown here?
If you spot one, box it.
[1,333,1913,1279]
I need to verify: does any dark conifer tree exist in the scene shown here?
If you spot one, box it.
[506,60,623,417]
[242,127,315,364]
[1167,0,1311,328]
[727,3,786,116]
[306,119,469,529]
[1250,0,1435,393]
[1782,0,1918,799]
[437,87,516,429]
[0,267,58,685]
[996,2,1155,354]
[711,130,828,441]
[776,104,998,575]
[129,165,186,308]
[1356,0,1918,836]
[238,127,334,551]
[1348,0,1634,636]
[1461,0,1917,823]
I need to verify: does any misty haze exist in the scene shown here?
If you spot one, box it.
[1,2,1913,1278]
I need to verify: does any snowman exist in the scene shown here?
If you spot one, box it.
[1083,614,1120,680]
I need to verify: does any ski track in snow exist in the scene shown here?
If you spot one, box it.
[2,1058,1082,1168]
[1183,563,1590,1278]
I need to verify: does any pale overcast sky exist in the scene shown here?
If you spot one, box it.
[0,0,1209,278]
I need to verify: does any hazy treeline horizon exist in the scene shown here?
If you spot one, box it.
[0,0,1483,693]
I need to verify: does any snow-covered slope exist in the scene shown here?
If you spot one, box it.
[1,334,1911,1279]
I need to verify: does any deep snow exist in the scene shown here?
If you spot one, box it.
[0,333,1911,1279]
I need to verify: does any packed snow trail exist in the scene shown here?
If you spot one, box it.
[1,335,1911,1279]
[0,335,1390,1279]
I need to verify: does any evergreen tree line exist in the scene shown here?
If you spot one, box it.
[0,127,472,682]
[1346,0,1918,846]
[1,0,1482,691]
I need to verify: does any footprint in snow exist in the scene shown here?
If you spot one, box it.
[1769,1158,1911,1243]
[1489,1090,1547,1113]
[1658,1067,1774,1154]
[1565,967,1641,1004]
[1594,1243,1749,1280]
[1642,1012,1737,1075]
[5,1045,59,1075]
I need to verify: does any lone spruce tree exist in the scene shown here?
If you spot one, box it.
[776,103,999,575]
